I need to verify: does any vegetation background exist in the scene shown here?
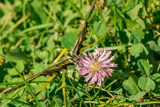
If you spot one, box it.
[0,0,160,106]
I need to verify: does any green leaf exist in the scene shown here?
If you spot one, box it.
[137,59,151,76]
[64,13,79,27]
[142,44,149,55]
[4,74,13,83]
[125,0,135,12]
[51,1,62,12]
[138,77,155,91]
[67,0,85,20]
[46,37,55,51]
[126,4,142,20]
[130,43,143,57]
[130,29,143,43]
[136,18,146,29]
[61,32,77,50]
[73,91,85,99]
[122,75,140,94]
[6,48,31,62]
[33,63,46,75]
[22,38,32,51]
[93,21,107,36]
[114,88,123,94]
[15,23,54,36]
[7,61,25,76]
[151,87,160,97]
[158,37,160,46]
[36,50,49,60]
[129,91,146,101]
[148,41,160,54]
[31,0,48,24]
[151,73,160,83]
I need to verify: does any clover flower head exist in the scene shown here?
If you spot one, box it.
[77,46,117,87]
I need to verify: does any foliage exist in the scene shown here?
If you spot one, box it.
[0,0,160,106]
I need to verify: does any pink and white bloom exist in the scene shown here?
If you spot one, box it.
[77,47,117,87]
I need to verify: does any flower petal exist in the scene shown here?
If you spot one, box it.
[88,51,93,61]
[83,52,91,62]
[105,63,117,67]
[84,72,93,82]
[99,51,112,62]
[97,74,102,87]
[98,63,108,67]
[98,49,106,61]
[96,46,99,55]
[93,46,99,59]
[80,58,90,65]
[77,46,117,88]
[78,68,90,75]
[102,54,115,64]
[98,67,106,77]
[88,72,98,85]
[106,69,113,76]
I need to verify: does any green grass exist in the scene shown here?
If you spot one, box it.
[0,0,160,106]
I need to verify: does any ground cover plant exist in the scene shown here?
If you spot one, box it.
[0,0,160,106]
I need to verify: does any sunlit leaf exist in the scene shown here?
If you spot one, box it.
[126,4,142,20]
[137,59,151,76]
[36,50,49,60]
[138,77,155,91]
[123,75,140,94]
[93,21,107,36]
[129,91,146,101]
[151,73,160,83]
[6,48,31,62]
[130,29,143,43]
[7,61,25,76]
[148,41,160,54]
[31,0,48,24]
[158,37,160,46]
[61,32,77,50]
[130,43,143,57]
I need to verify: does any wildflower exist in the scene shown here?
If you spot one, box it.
[77,47,117,87]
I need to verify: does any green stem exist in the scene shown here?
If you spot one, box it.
[9,61,41,106]
[66,76,88,107]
